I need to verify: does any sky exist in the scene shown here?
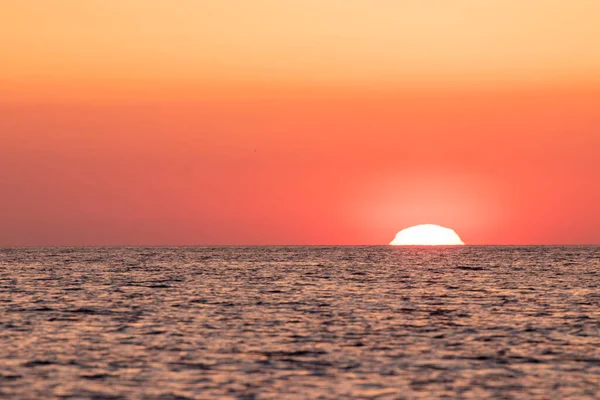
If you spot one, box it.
[1,0,599,245]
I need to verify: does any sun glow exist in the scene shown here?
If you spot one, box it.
[390,224,465,246]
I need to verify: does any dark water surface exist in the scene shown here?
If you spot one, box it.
[1,246,600,399]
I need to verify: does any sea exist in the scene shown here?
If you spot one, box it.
[1,246,599,399]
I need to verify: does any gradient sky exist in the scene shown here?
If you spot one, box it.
[1,0,600,245]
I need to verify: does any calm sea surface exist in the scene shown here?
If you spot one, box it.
[1,246,600,399]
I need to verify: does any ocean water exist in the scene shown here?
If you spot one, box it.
[1,246,600,399]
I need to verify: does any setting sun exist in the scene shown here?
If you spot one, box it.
[390,224,465,246]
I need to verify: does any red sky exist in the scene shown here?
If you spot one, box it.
[1,1,599,245]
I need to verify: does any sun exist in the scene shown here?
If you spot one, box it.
[389,224,465,246]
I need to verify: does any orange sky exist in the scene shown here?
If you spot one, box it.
[1,1,599,245]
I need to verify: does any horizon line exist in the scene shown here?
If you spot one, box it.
[2,244,599,249]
